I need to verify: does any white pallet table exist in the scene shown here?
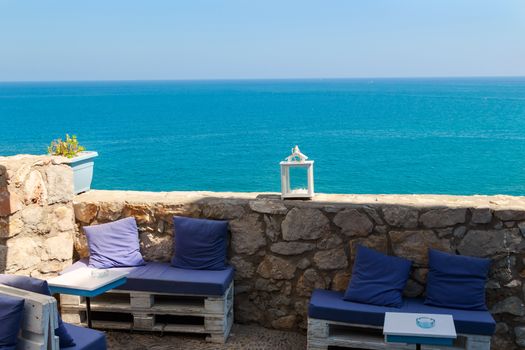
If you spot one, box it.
[0,284,59,350]
[60,281,234,343]
[307,318,491,350]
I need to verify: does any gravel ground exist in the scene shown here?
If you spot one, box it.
[107,324,307,350]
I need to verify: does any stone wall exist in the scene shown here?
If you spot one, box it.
[74,190,525,349]
[0,155,75,278]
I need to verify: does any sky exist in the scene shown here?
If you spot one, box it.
[0,0,524,81]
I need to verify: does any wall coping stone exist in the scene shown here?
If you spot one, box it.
[76,190,525,210]
[0,154,71,165]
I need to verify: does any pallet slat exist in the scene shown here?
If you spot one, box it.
[63,298,208,315]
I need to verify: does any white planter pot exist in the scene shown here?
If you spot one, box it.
[66,151,98,194]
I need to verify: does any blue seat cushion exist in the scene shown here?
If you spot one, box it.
[171,216,228,270]
[0,274,76,348]
[425,249,490,311]
[310,289,400,327]
[61,324,106,350]
[308,289,496,336]
[0,294,24,350]
[343,245,412,307]
[62,259,234,296]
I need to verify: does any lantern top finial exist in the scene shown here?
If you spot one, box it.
[285,145,308,162]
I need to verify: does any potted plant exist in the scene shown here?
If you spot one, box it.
[47,134,98,194]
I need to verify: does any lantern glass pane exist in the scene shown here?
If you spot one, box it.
[289,166,308,193]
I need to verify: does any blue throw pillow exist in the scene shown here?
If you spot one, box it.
[343,245,412,308]
[84,217,145,269]
[425,249,490,311]
[0,274,76,348]
[171,216,228,270]
[0,294,24,350]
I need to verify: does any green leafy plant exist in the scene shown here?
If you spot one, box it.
[47,134,86,158]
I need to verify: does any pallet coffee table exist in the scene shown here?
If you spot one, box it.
[48,267,128,328]
[384,312,457,349]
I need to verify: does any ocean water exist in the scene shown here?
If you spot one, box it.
[1,78,525,195]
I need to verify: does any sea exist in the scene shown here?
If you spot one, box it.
[1,77,525,195]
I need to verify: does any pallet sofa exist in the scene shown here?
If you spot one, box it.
[307,289,495,350]
[0,283,106,350]
[307,245,496,350]
[60,259,234,344]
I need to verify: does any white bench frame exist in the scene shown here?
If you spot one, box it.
[307,317,491,350]
[60,281,234,344]
[0,284,59,350]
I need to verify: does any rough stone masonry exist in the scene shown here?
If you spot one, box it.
[74,190,525,349]
[0,155,75,278]
[2,155,525,349]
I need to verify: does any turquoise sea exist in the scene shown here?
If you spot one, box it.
[1,78,525,195]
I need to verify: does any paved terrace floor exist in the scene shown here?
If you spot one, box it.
[107,324,306,350]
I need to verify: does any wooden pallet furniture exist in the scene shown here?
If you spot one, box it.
[0,284,59,350]
[0,283,108,350]
[60,279,234,344]
[307,289,493,350]
[307,318,491,350]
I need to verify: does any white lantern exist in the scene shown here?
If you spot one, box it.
[280,145,314,199]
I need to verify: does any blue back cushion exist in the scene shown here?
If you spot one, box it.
[0,294,24,350]
[84,217,145,269]
[0,274,76,348]
[171,216,228,270]
[425,249,490,311]
[344,245,412,308]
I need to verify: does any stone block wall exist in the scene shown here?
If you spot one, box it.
[0,155,75,278]
[74,190,525,349]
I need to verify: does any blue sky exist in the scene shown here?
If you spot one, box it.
[1,0,524,81]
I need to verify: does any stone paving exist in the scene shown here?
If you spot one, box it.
[107,324,306,350]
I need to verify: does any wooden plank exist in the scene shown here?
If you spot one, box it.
[307,318,329,339]
[329,332,415,349]
[60,294,83,306]
[163,323,206,333]
[134,314,155,330]
[17,337,48,350]
[130,293,154,308]
[62,300,207,315]
[205,282,233,312]
[206,308,233,344]
[89,320,133,330]
[204,299,225,314]
[150,301,206,314]
[464,335,491,350]
[204,315,226,332]
[61,311,83,324]
[47,307,59,350]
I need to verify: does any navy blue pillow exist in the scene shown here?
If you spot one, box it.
[343,245,412,308]
[0,294,24,350]
[171,216,228,270]
[0,274,76,348]
[425,249,490,311]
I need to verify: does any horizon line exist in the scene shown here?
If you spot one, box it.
[1,74,525,84]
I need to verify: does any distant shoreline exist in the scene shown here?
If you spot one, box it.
[1,75,525,84]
